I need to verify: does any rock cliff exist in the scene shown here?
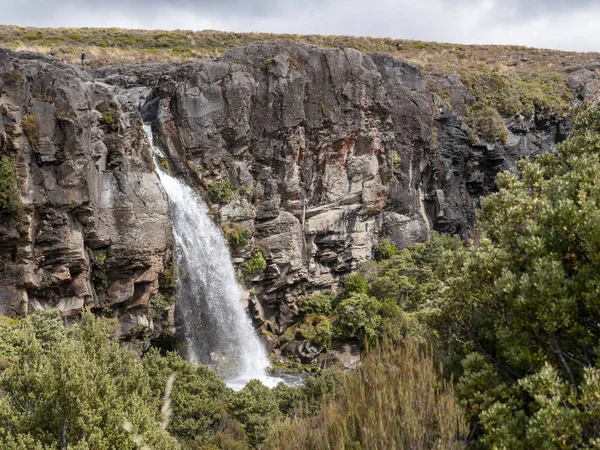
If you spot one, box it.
[1,43,598,347]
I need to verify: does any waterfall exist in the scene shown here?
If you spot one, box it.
[143,124,280,390]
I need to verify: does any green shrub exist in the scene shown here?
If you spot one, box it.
[143,349,230,447]
[242,250,267,275]
[465,101,508,143]
[222,222,253,246]
[343,273,368,296]
[208,179,234,204]
[392,150,401,169]
[21,114,39,150]
[227,379,281,446]
[102,107,119,125]
[0,311,179,449]
[150,294,175,310]
[297,314,333,348]
[0,157,19,213]
[375,236,399,261]
[157,155,169,171]
[429,104,600,446]
[299,291,334,316]
[332,293,382,344]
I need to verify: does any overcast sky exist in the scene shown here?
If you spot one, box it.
[1,0,599,52]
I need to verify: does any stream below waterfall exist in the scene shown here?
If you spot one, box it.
[144,124,289,391]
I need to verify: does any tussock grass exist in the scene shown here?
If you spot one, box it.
[1,25,599,74]
[266,338,467,450]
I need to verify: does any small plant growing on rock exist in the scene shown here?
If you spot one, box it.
[2,72,21,84]
[91,249,108,294]
[103,109,117,124]
[222,222,253,247]
[157,155,169,171]
[465,101,508,144]
[0,157,20,213]
[208,179,234,204]
[97,101,120,127]
[150,294,175,310]
[243,250,267,275]
[21,114,40,150]
[392,150,401,169]
[287,57,303,72]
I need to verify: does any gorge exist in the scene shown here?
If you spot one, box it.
[0,40,598,368]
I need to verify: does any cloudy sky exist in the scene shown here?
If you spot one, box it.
[1,0,599,52]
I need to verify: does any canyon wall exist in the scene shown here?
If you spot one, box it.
[1,43,598,346]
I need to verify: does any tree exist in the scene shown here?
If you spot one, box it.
[0,310,178,449]
[428,105,600,446]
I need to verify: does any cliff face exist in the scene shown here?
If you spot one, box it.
[0,49,173,337]
[1,43,598,345]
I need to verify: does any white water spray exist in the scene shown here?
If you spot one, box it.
[144,124,280,390]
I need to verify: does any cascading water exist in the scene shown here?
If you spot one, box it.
[143,124,281,390]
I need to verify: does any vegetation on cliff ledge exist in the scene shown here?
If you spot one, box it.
[0,157,19,213]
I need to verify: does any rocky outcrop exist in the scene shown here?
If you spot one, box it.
[1,43,598,349]
[0,49,174,338]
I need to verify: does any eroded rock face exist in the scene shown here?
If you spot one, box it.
[108,43,436,334]
[110,43,579,335]
[1,44,596,347]
[0,49,173,338]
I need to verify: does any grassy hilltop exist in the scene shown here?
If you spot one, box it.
[4,25,599,144]
[1,24,600,74]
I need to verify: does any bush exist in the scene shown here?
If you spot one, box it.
[465,101,509,143]
[227,380,281,446]
[208,180,234,204]
[242,250,267,275]
[21,114,39,150]
[222,222,253,246]
[299,291,334,316]
[332,293,382,344]
[0,157,19,213]
[375,236,399,260]
[343,273,368,295]
[0,311,179,449]
[149,294,175,310]
[297,314,333,348]
[142,349,230,447]
[430,104,600,445]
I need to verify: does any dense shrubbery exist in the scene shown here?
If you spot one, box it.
[3,103,600,448]
[288,105,600,448]
[0,311,178,449]
[0,311,346,449]
[429,104,600,447]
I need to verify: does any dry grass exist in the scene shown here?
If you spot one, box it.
[265,338,467,450]
[1,25,600,74]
